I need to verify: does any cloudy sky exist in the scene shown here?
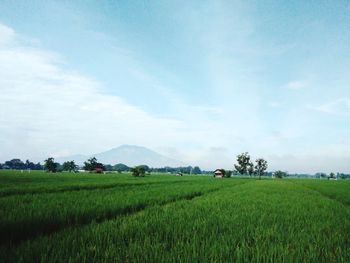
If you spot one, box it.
[1,1,350,173]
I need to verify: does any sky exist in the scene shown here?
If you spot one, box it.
[0,0,350,173]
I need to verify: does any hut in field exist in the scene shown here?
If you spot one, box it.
[176,172,183,176]
[95,168,103,174]
[213,169,225,178]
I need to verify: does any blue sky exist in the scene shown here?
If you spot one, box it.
[1,0,350,173]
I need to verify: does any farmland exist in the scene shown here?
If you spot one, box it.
[0,170,349,262]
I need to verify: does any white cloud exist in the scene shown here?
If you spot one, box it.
[268,101,281,108]
[286,80,307,90]
[0,23,184,161]
[312,98,350,117]
[0,23,16,46]
[0,22,253,166]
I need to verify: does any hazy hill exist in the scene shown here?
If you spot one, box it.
[56,145,184,167]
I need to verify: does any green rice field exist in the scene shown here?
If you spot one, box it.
[0,170,349,262]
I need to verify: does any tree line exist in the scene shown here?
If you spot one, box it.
[0,159,43,170]
[1,156,349,180]
[41,157,203,176]
[231,152,350,180]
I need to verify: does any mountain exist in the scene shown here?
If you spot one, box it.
[56,145,185,167]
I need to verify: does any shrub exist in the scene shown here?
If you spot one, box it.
[131,166,146,177]
[274,170,286,179]
[225,170,232,178]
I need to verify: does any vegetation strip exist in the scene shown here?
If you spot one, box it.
[0,180,188,198]
[0,190,210,248]
[2,179,349,263]
[0,180,249,248]
[287,180,350,207]
[1,179,239,248]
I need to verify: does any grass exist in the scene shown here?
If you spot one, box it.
[289,179,350,206]
[0,170,349,262]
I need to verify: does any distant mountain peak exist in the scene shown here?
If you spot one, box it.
[56,145,185,167]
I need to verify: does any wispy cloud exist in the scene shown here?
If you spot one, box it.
[268,101,281,108]
[286,80,308,90]
[0,24,16,46]
[0,22,255,166]
[0,23,184,161]
[312,98,350,117]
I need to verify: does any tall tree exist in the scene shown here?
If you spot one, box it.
[234,152,251,175]
[83,157,104,172]
[247,162,255,177]
[62,160,77,172]
[44,157,58,173]
[255,158,268,180]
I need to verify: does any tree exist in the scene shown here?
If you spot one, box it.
[137,165,150,173]
[83,157,104,172]
[131,166,145,177]
[234,152,251,175]
[104,164,113,171]
[192,166,202,174]
[255,158,268,180]
[328,172,336,179]
[338,173,348,180]
[5,159,25,170]
[34,162,43,170]
[179,166,193,174]
[44,157,58,173]
[274,170,286,179]
[25,159,36,170]
[247,162,255,177]
[62,161,77,172]
[113,163,129,173]
[225,170,232,178]
[318,173,327,179]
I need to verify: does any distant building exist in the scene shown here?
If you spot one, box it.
[213,169,225,178]
[328,177,337,180]
[95,168,103,174]
[176,172,183,176]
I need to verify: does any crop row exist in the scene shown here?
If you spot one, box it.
[0,176,247,246]
[0,171,207,197]
[289,179,350,206]
[2,180,349,263]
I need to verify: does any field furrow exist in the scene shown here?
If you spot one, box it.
[0,175,249,248]
[288,179,350,207]
[0,173,199,197]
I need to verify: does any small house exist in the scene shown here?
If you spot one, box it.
[95,168,103,174]
[213,169,225,178]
